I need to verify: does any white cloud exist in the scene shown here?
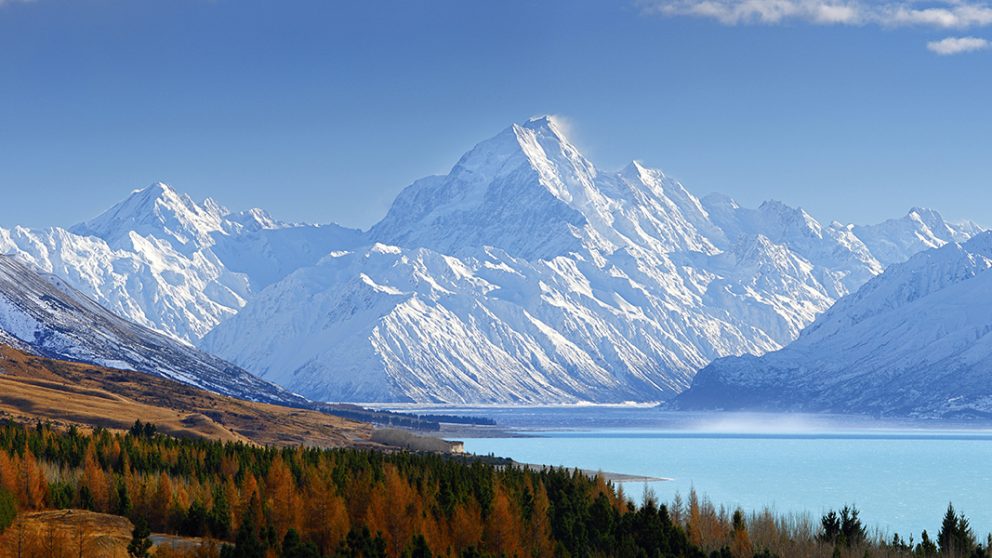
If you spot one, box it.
[885,4,992,28]
[926,35,991,53]
[645,0,862,25]
[641,1,992,53]
[643,0,992,29]
[814,3,861,24]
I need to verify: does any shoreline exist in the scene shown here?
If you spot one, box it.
[511,459,672,483]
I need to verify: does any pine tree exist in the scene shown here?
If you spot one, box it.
[402,534,434,558]
[917,530,938,557]
[335,526,388,558]
[0,487,16,534]
[820,506,866,548]
[209,484,233,538]
[117,478,132,517]
[224,513,267,558]
[938,503,976,556]
[127,518,153,558]
[940,504,959,554]
[819,510,841,544]
[840,506,867,548]
[282,528,321,558]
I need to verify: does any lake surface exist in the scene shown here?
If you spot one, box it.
[396,406,992,539]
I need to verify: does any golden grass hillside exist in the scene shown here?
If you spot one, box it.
[0,345,373,448]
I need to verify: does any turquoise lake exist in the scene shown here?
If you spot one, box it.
[415,407,992,539]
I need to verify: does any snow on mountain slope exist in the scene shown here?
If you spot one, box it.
[701,195,883,296]
[0,184,362,342]
[0,224,249,342]
[1,117,983,405]
[211,221,363,290]
[201,242,781,403]
[0,254,305,405]
[673,232,992,418]
[203,117,981,404]
[73,183,365,290]
[72,182,227,255]
[370,117,720,260]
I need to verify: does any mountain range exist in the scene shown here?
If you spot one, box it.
[0,116,983,405]
[673,231,992,418]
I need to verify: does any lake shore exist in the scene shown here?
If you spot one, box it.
[509,459,672,483]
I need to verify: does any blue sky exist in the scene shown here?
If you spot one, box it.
[0,0,989,230]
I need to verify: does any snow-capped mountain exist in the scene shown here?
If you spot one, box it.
[201,117,982,403]
[673,231,992,418]
[1,117,982,404]
[0,183,361,342]
[0,254,305,405]
[370,118,721,260]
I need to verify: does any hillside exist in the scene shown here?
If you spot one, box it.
[673,232,992,418]
[0,345,371,447]
[0,254,306,407]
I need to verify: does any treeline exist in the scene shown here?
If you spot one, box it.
[665,492,992,558]
[0,419,989,558]
[315,405,496,432]
[0,420,701,557]
[316,405,445,431]
[408,415,497,427]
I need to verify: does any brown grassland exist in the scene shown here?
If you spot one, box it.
[0,345,372,448]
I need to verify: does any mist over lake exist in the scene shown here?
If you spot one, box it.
[407,406,992,539]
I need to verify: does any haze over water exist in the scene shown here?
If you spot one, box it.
[425,407,992,538]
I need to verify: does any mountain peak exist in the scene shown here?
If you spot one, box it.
[72,182,224,252]
[123,182,180,206]
[140,181,174,194]
[225,207,279,231]
[908,206,943,222]
[512,115,577,153]
[434,116,595,203]
[521,114,561,132]
[621,160,651,178]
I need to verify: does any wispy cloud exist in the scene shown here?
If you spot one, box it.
[643,0,863,25]
[640,1,992,53]
[643,0,992,28]
[886,2,992,28]
[927,35,990,53]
